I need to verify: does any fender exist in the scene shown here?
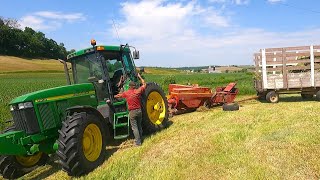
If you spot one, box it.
[66,105,112,140]
[66,105,106,123]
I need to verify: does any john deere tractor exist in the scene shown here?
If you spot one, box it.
[0,40,168,179]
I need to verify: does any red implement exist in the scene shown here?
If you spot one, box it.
[167,82,239,114]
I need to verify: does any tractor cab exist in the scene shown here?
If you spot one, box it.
[64,40,140,102]
[64,40,143,140]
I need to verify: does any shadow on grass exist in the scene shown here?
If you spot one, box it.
[27,155,62,180]
[25,120,174,180]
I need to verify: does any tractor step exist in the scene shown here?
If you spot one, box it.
[115,112,128,118]
[113,100,130,140]
[114,123,128,128]
[114,134,129,140]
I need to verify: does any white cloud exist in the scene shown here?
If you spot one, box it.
[34,11,86,22]
[19,11,86,31]
[107,0,319,67]
[113,0,229,41]
[209,0,249,5]
[267,0,284,4]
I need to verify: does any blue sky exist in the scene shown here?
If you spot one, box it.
[1,0,320,67]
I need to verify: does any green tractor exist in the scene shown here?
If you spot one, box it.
[0,40,169,179]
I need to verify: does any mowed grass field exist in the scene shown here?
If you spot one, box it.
[17,97,320,180]
[0,56,319,179]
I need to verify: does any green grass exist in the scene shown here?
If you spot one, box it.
[0,72,254,129]
[18,96,320,180]
[144,72,255,95]
[0,72,319,179]
[0,73,66,129]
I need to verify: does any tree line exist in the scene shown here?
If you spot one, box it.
[0,17,71,59]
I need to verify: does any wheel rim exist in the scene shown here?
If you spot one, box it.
[271,95,278,102]
[82,123,102,162]
[146,91,166,125]
[15,152,42,167]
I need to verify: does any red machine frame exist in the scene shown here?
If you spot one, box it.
[167,82,239,114]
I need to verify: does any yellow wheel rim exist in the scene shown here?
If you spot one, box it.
[15,152,42,167]
[146,91,166,125]
[82,123,102,162]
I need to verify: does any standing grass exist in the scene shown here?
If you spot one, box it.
[0,73,66,129]
[144,72,255,95]
[0,72,255,129]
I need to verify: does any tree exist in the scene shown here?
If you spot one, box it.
[0,17,68,59]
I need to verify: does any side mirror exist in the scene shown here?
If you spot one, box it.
[133,50,140,59]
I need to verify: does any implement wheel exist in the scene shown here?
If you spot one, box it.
[0,126,48,179]
[141,82,169,134]
[57,112,106,176]
[222,103,239,111]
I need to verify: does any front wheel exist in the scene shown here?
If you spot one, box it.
[266,91,279,103]
[141,82,169,134]
[0,126,48,179]
[57,112,106,176]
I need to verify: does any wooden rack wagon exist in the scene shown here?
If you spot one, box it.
[254,45,320,103]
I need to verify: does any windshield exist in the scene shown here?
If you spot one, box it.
[72,53,104,84]
[71,50,133,84]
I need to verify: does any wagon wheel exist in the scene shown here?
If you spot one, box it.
[266,91,279,103]
[301,93,314,99]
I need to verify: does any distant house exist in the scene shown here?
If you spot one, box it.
[208,66,214,73]
[201,66,220,73]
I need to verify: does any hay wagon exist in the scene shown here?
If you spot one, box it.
[254,45,320,103]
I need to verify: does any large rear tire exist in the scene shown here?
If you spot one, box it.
[0,126,48,179]
[57,112,106,176]
[141,82,169,134]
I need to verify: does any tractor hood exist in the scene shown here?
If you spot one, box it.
[10,83,95,104]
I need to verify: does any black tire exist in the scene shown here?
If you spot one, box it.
[316,90,320,101]
[266,91,279,103]
[222,103,239,111]
[57,112,106,176]
[141,82,169,134]
[0,126,48,179]
[301,93,314,99]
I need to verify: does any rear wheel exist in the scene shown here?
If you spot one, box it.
[57,112,106,176]
[0,126,48,179]
[316,90,320,101]
[266,91,279,103]
[301,93,314,99]
[141,83,169,134]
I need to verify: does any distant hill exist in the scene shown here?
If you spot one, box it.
[0,56,183,74]
[0,56,64,73]
[138,67,181,74]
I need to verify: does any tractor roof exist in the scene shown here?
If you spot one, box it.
[67,45,130,60]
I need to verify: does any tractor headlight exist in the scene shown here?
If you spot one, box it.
[9,105,14,111]
[18,102,33,110]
